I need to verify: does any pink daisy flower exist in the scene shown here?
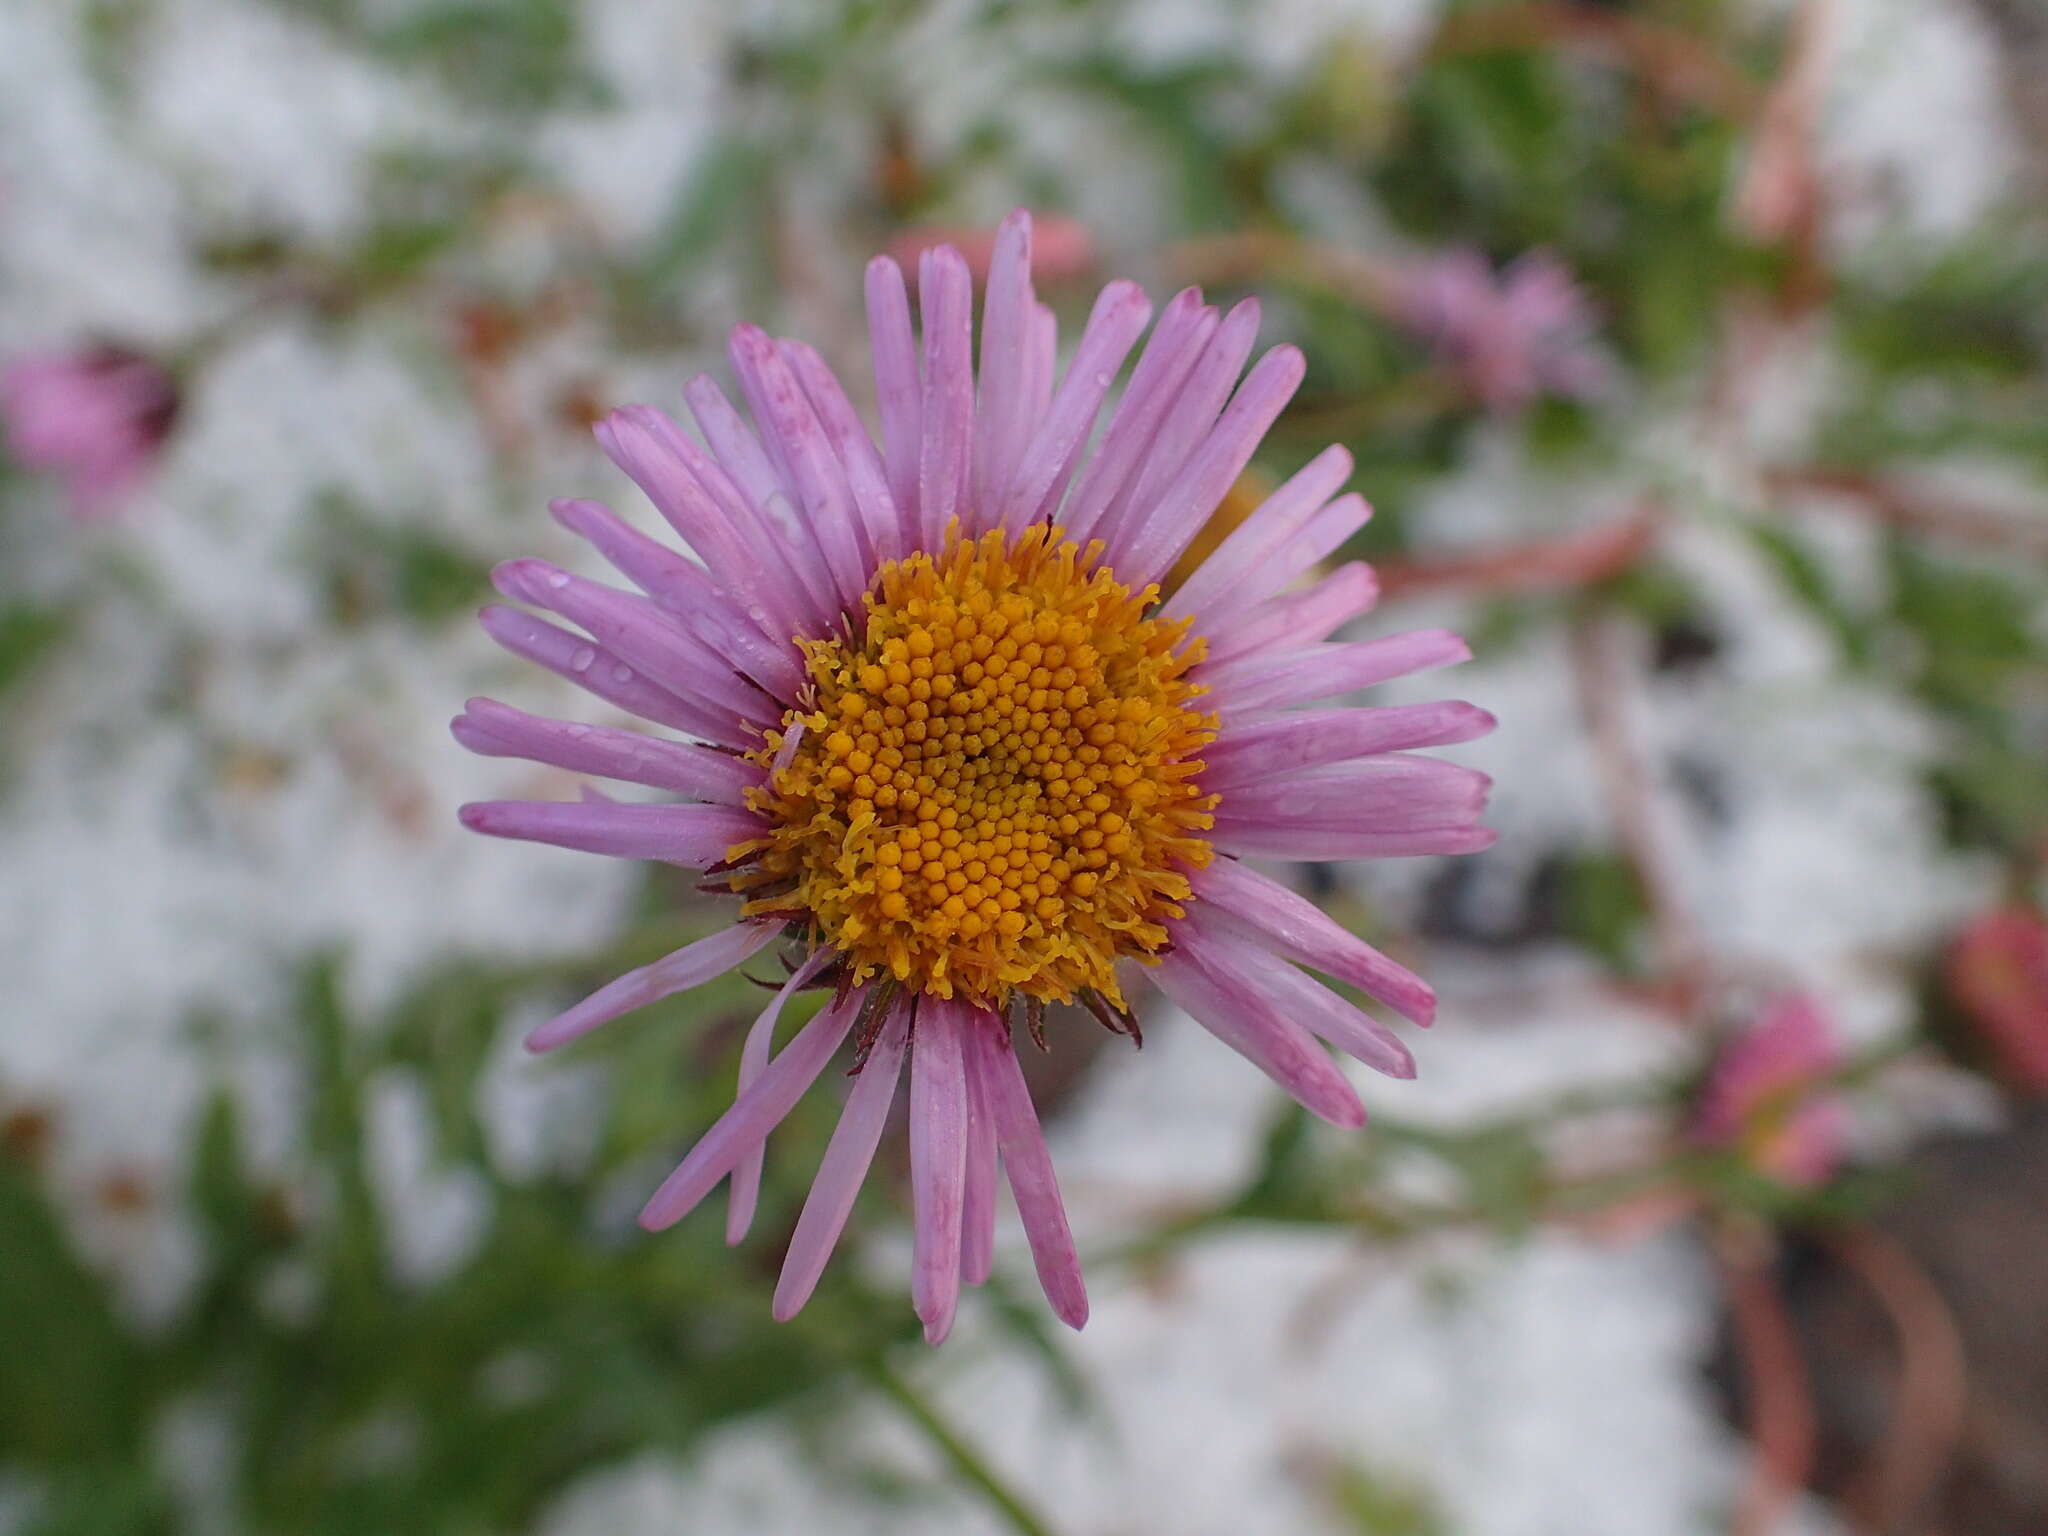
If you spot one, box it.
[0,346,178,523]
[456,211,1496,1342]
[1396,249,1609,413]
[1692,993,1847,1190]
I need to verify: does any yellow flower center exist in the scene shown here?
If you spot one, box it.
[732,525,1217,1011]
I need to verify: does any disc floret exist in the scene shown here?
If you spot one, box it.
[733,525,1217,1009]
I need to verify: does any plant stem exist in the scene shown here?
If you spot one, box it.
[867,1357,1063,1536]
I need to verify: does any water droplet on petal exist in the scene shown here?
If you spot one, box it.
[611,663,635,684]
[547,570,571,589]
[569,646,597,672]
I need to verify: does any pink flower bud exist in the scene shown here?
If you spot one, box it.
[1948,908,2048,1094]
[1,345,178,523]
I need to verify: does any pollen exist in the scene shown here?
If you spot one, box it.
[732,525,1217,1010]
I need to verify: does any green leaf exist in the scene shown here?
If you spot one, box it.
[1746,524,1869,664]
[1326,1457,1448,1536]
[0,604,69,702]
[0,1163,148,1466]
[1557,851,1648,973]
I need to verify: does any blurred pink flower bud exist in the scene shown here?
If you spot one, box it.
[1,345,178,523]
[1396,248,1610,414]
[1948,908,2048,1094]
[890,214,1094,289]
[1693,993,1847,1189]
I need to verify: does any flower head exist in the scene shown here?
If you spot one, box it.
[1693,993,1847,1189]
[0,346,178,522]
[457,212,1495,1340]
[1397,249,1608,413]
[1947,907,2048,1095]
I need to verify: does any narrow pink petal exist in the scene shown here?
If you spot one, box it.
[969,1014,1088,1330]
[491,559,780,729]
[1213,755,1494,832]
[1201,702,1496,789]
[1201,629,1473,717]
[726,947,836,1244]
[910,1000,971,1342]
[1150,948,1367,1128]
[594,409,801,644]
[548,498,805,700]
[772,1004,911,1320]
[960,1038,998,1287]
[1024,302,1057,451]
[1117,343,1307,591]
[1207,821,1498,860]
[525,921,778,1053]
[1199,563,1379,667]
[1176,491,1373,633]
[1179,492,1377,648]
[452,697,763,803]
[1059,288,1214,548]
[1163,444,1353,620]
[1251,494,1374,597]
[972,210,1037,526]
[865,255,923,536]
[728,325,869,613]
[684,376,839,628]
[545,495,705,610]
[458,798,764,868]
[478,604,751,749]
[593,409,747,564]
[628,401,831,638]
[639,993,860,1230]
[1174,911,1414,1077]
[917,246,975,549]
[1098,297,1258,560]
[996,279,1153,533]
[781,337,903,567]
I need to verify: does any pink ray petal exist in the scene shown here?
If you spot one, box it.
[772,1003,912,1320]
[910,1001,971,1342]
[727,946,838,1244]
[526,921,779,1053]
[639,993,861,1230]
[968,1013,1088,1329]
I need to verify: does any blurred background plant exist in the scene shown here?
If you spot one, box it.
[2,0,2045,1532]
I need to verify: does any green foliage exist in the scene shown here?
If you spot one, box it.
[1377,34,1742,374]
[0,603,69,703]
[1882,541,2048,852]
[1836,232,2048,383]
[304,493,492,629]
[1326,1458,1449,1536]
[2,949,927,1533]
[1745,523,1871,665]
[1558,851,1650,974]
[1052,53,1258,231]
[257,0,606,112]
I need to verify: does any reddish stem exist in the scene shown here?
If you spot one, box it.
[1767,469,2048,560]
[1719,1229,1819,1536]
[1377,511,1657,601]
[1567,606,1708,1010]
[1824,1225,1969,1533]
